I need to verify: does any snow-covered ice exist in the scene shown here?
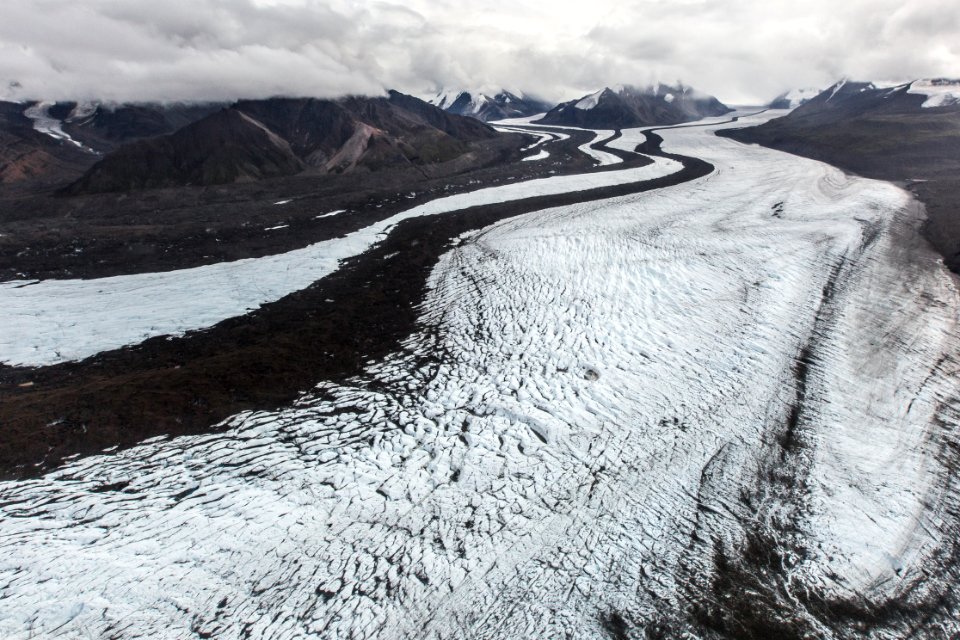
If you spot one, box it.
[22,102,95,152]
[314,209,347,219]
[512,123,622,166]
[575,88,606,110]
[576,129,620,165]
[0,156,680,367]
[908,79,960,108]
[606,128,647,153]
[489,113,548,126]
[2,112,958,638]
[492,127,555,151]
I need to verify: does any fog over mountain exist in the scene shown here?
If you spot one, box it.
[1,0,959,106]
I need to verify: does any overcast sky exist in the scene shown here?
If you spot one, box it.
[2,0,958,105]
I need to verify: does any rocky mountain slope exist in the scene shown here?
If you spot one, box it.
[0,100,223,191]
[720,79,960,270]
[0,101,94,191]
[56,101,224,151]
[537,83,731,128]
[426,89,553,122]
[66,91,497,193]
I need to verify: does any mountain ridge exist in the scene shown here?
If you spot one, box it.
[425,89,553,122]
[719,78,960,271]
[536,83,731,128]
[65,92,497,194]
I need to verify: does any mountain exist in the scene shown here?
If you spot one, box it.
[726,79,960,152]
[58,102,224,151]
[536,83,731,128]
[0,100,96,190]
[767,87,821,109]
[64,108,305,193]
[426,89,553,122]
[719,78,960,270]
[65,91,497,194]
[906,78,960,108]
[0,100,223,191]
[19,101,223,153]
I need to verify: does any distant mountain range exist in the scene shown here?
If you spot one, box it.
[424,89,553,122]
[536,84,732,128]
[8,77,957,199]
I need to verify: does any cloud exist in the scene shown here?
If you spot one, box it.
[0,0,957,105]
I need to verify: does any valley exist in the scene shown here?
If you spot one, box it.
[1,108,959,638]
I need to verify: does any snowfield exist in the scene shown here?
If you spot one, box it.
[907,78,960,108]
[22,102,95,152]
[2,113,959,638]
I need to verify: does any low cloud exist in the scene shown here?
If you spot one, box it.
[1,0,957,105]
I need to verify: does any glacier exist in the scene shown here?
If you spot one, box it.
[1,112,958,638]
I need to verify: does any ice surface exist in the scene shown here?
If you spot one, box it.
[522,149,549,161]
[606,128,647,153]
[489,113,549,125]
[507,122,622,166]
[0,157,678,367]
[575,129,621,165]
[22,102,95,152]
[2,111,957,638]
[491,126,556,151]
[314,209,347,219]
[908,79,960,108]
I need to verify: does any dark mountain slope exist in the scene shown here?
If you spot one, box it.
[66,92,497,194]
[537,84,731,128]
[0,101,96,192]
[65,108,306,193]
[0,100,223,192]
[720,80,960,270]
[61,102,223,151]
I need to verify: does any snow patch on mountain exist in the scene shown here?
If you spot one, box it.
[22,102,95,152]
[427,89,462,110]
[908,79,960,108]
[425,89,551,122]
[575,89,607,110]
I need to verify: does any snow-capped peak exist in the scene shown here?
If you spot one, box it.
[425,88,551,122]
[426,88,469,110]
